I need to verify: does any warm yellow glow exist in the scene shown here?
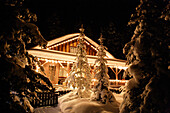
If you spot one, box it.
[117,66,128,70]
[69,85,77,90]
[91,79,128,83]
[38,58,73,65]
[84,40,98,51]
[35,65,40,72]
[46,36,99,52]
[91,79,97,82]
[109,79,128,83]
[58,61,65,68]
[46,36,79,49]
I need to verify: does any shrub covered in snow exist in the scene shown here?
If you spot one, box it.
[120,0,170,113]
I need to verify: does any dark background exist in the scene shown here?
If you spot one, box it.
[24,0,139,59]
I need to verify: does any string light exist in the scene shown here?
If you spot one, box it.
[109,79,128,83]
[36,57,128,84]
[46,36,99,53]
[47,36,79,49]
[35,65,40,72]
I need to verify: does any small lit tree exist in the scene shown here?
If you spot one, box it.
[65,25,92,98]
[91,34,116,104]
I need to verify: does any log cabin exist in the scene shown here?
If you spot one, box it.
[27,30,128,87]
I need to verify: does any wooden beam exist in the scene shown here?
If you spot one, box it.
[58,61,68,72]
[67,42,70,52]
[56,46,58,51]
[41,61,47,66]
[110,67,116,74]
[67,62,70,77]
[63,43,66,52]
[55,63,60,84]
[109,66,123,86]
[117,69,122,75]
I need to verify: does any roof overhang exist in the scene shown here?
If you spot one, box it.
[27,49,128,70]
[33,33,115,59]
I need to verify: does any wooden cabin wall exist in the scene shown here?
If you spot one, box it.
[39,60,72,85]
[49,39,97,56]
[40,62,59,84]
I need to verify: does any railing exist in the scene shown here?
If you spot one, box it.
[109,79,128,88]
[31,90,72,108]
[31,92,58,108]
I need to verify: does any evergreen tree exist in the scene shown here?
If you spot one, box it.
[90,34,117,104]
[120,0,170,113]
[0,1,53,113]
[65,25,92,98]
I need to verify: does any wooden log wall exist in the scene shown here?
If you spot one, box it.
[49,39,97,56]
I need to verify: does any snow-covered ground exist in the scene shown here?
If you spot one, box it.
[34,106,61,113]
[34,91,124,113]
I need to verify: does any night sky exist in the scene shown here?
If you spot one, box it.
[22,0,140,59]
[24,0,139,38]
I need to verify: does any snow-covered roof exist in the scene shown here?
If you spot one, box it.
[33,33,115,59]
[47,33,79,47]
[28,33,128,69]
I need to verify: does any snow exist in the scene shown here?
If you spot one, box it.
[52,34,123,113]
[113,92,125,104]
[125,78,139,90]
[58,90,121,113]
[34,106,61,113]
[34,89,124,113]
[56,87,64,91]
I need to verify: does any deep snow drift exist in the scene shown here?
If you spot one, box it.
[58,89,121,113]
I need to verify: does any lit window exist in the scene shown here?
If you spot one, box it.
[70,47,77,53]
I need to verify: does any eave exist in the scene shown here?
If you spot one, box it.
[27,49,128,70]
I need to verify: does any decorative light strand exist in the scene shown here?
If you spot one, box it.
[38,58,73,64]
[47,37,79,49]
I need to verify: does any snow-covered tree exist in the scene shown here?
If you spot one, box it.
[65,25,92,98]
[120,0,170,113]
[90,34,116,104]
[0,1,53,113]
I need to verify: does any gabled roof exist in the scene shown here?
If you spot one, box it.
[47,33,80,47]
[33,33,115,59]
[28,33,128,69]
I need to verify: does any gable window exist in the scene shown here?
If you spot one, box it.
[70,46,77,53]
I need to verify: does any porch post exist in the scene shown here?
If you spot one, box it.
[67,62,70,76]
[55,62,60,84]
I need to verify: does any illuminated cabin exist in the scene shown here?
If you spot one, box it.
[27,33,128,86]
